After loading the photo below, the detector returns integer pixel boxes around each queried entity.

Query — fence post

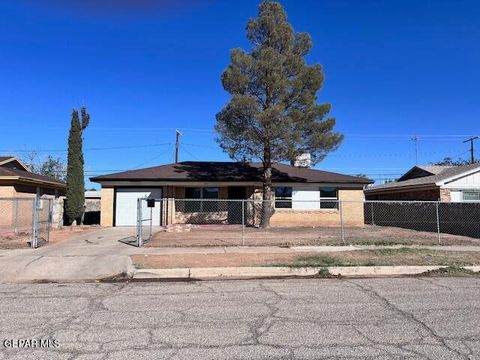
[149,205,153,241]
[14,199,19,235]
[371,201,375,226]
[31,197,38,249]
[339,200,345,245]
[136,198,142,247]
[436,201,441,245]
[46,199,52,243]
[241,199,245,246]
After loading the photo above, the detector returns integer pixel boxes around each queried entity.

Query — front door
[227,187,246,224]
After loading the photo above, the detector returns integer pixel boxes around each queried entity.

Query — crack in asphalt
[347,279,470,360]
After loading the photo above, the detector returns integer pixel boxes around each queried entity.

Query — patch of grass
[420,266,477,277]
[278,254,392,268]
[289,254,354,267]
[353,239,418,246]
[315,267,342,278]
[366,247,422,256]
[324,239,417,246]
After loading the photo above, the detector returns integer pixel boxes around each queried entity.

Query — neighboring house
[0,156,66,198]
[90,161,372,227]
[365,163,480,202]
[0,156,66,229]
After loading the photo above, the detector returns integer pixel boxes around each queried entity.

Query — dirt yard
[0,226,100,249]
[132,248,480,269]
[0,227,32,249]
[147,224,480,248]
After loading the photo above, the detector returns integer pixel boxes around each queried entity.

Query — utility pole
[411,136,419,165]
[175,129,182,163]
[463,136,479,164]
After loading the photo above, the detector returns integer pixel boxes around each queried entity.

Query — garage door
[115,188,162,226]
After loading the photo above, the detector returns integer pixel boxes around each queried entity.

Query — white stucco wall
[442,169,480,202]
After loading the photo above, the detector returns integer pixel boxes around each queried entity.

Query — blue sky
[1,0,479,188]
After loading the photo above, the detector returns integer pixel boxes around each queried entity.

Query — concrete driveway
[0,227,143,283]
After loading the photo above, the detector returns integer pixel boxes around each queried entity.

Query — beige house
[91,161,371,228]
[0,156,66,228]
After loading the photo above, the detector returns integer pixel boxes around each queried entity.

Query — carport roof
[90,161,372,184]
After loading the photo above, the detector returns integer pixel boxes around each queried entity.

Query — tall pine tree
[215,1,343,227]
[66,107,90,225]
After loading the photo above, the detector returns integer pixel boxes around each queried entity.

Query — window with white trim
[274,187,292,208]
[462,191,480,201]
[320,187,338,209]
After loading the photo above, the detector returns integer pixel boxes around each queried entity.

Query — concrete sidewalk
[0,226,479,283]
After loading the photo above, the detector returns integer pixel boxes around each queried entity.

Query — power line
[180,144,201,160]
[132,146,175,169]
[1,142,172,153]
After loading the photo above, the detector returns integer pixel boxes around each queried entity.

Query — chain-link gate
[0,196,53,249]
[32,197,53,248]
[136,198,154,247]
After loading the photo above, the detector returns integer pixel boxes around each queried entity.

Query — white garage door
[115,188,162,226]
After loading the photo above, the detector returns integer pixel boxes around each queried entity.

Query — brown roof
[416,165,452,175]
[0,156,15,163]
[0,167,65,188]
[366,163,480,193]
[91,161,372,184]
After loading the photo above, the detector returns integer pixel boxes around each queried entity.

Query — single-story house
[0,155,66,228]
[0,156,66,198]
[365,163,480,201]
[90,161,372,227]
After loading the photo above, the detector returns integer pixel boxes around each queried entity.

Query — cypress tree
[66,107,90,225]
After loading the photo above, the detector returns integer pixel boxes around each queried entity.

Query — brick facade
[439,188,451,202]
[100,187,114,227]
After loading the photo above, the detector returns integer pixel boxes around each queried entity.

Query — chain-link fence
[0,197,53,249]
[136,198,155,247]
[136,198,480,247]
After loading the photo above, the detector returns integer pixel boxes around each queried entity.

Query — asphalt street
[0,278,479,359]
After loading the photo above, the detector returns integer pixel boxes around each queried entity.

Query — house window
[462,191,480,201]
[201,187,219,211]
[275,187,292,208]
[184,187,219,212]
[320,187,338,209]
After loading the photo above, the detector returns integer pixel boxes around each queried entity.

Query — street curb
[133,265,480,280]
